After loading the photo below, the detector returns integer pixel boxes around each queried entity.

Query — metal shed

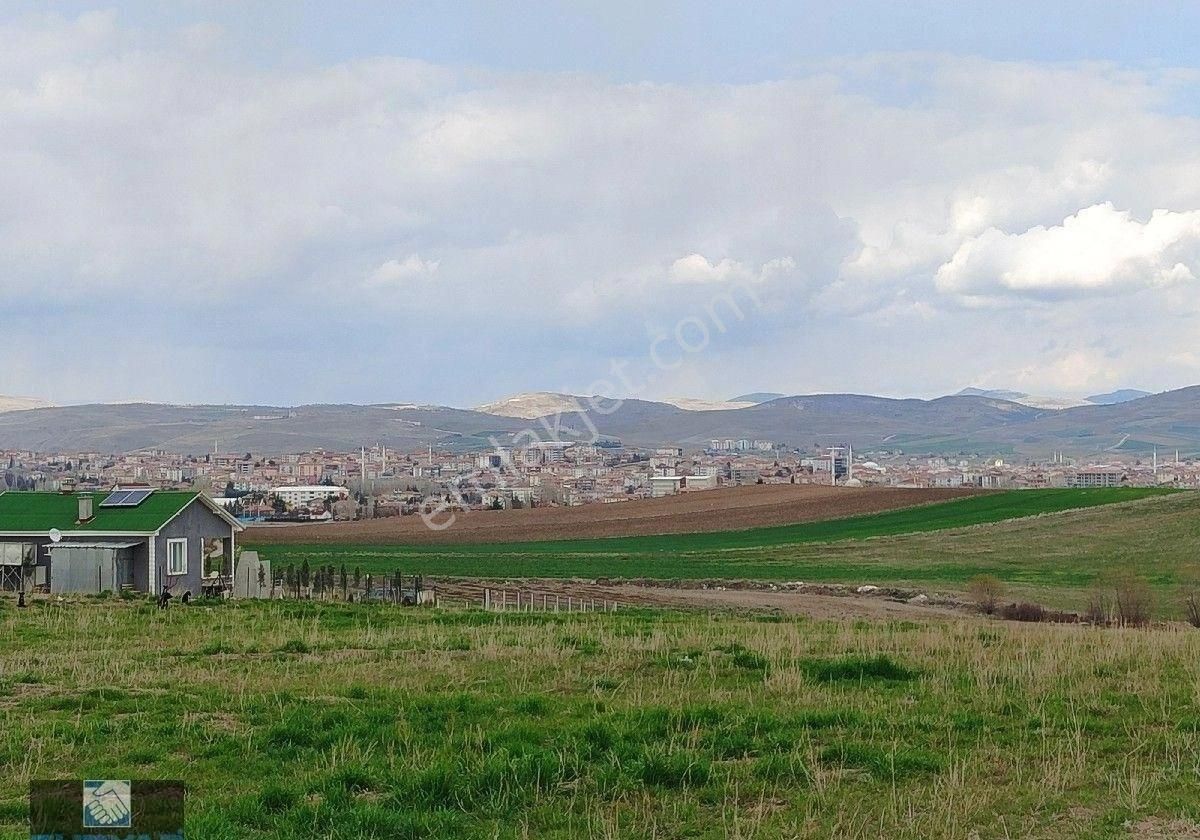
[47,541,141,594]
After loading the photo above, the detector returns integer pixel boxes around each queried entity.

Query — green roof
[0,491,201,534]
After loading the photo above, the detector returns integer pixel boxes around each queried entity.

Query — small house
[0,489,243,596]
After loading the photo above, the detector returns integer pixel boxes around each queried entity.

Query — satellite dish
[49,529,62,543]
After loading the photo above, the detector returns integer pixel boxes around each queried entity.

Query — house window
[166,539,188,576]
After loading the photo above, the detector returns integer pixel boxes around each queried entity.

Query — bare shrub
[1182,581,1200,629]
[1042,608,1079,624]
[1084,589,1112,626]
[1000,602,1045,622]
[966,574,1005,615]
[1111,572,1154,627]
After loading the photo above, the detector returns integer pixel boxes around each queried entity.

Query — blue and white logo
[82,779,132,828]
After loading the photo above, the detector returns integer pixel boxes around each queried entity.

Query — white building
[650,475,684,497]
[271,485,351,507]
[681,474,718,491]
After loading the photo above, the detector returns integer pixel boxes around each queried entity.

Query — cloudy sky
[4,2,1200,407]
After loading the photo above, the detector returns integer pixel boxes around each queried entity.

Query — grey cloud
[4,15,1200,403]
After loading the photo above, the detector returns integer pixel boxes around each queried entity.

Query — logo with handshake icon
[82,779,132,828]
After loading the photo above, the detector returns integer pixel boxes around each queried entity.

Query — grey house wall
[154,502,235,596]
[129,541,151,592]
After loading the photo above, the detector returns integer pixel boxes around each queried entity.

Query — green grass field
[3,599,1198,839]
[247,489,1197,610]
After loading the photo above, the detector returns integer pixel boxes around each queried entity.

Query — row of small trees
[280,560,361,599]
[277,561,422,603]
[966,572,1197,628]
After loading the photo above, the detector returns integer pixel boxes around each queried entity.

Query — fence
[267,568,434,605]
[481,588,619,613]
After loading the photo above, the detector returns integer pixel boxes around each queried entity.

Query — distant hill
[0,402,529,454]
[1086,389,1152,405]
[4,386,1200,456]
[0,395,52,414]
[475,392,588,419]
[542,393,1046,451]
[490,387,1200,455]
[952,387,1086,410]
[729,392,786,404]
[663,397,756,411]
[481,392,759,416]
[955,387,1027,401]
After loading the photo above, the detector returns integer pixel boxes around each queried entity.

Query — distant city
[1,384,1195,523]
[1,437,1189,525]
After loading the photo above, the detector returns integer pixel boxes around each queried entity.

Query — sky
[3,3,1200,407]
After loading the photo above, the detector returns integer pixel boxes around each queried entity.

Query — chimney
[60,478,77,494]
[77,494,94,524]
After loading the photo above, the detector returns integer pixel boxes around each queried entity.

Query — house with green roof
[0,489,242,596]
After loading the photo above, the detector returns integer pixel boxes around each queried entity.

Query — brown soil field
[247,484,986,545]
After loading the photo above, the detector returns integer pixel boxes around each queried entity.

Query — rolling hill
[1085,388,1153,405]
[3,386,1200,455]
[0,403,529,454]
[0,395,52,414]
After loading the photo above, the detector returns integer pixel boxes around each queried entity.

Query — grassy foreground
[3,599,1200,838]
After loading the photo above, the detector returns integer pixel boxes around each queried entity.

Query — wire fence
[481,588,619,613]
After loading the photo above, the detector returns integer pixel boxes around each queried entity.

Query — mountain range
[0,395,52,413]
[952,387,1151,410]
[0,385,1193,457]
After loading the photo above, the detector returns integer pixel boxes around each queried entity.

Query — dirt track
[248,484,986,545]
[431,578,968,621]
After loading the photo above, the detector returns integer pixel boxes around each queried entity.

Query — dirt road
[431,577,969,621]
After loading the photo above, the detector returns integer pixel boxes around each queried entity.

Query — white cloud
[668,254,748,285]
[993,350,1121,395]
[4,13,1200,402]
[935,203,1200,302]
[365,255,440,289]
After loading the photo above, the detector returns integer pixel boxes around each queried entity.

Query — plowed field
[248,484,986,545]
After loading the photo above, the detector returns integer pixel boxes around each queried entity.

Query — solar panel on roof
[99,489,155,507]
[124,489,153,506]
[100,490,132,507]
